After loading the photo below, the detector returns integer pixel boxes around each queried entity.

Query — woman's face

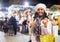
[37,8,45,16]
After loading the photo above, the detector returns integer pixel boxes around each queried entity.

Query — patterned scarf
[32,17,43,42]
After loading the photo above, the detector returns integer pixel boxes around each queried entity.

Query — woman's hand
[30,21,35,28]
[42,19,48,27]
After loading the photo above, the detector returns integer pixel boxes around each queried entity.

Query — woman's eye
[41,9,43,10]
[40,9,43,10]
[38,9,40,11]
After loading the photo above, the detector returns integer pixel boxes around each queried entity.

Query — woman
[31,3,52,42]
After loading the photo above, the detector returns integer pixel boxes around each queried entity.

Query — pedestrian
[2,17,8,34]
[21,20,27,33]
[8,11,18,35]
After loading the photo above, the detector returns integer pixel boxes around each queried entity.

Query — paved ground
[0,31,30,42]
[0,31,60,42]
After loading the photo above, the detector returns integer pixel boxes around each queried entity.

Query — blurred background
[0,0,60,42]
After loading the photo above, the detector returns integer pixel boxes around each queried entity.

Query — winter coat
[31,17,42,42]
[8,16,17,30]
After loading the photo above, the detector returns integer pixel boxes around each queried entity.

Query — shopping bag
[40,35,55,42]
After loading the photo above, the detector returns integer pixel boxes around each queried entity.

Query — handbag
[40,34,55,42]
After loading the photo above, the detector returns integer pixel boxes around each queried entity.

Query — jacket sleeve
[47,20,53,34]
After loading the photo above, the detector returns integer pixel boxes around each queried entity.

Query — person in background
[8,11,18,35]
[52,16,58,26]
[21,20,27,33]
[4,17,8,22]
[2,17,8,34]
[24,9,32,34]
[52,16,58,36]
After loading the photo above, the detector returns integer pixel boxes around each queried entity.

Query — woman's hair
[34,12,48,20]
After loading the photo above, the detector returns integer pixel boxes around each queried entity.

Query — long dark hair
[34,12,48,20]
